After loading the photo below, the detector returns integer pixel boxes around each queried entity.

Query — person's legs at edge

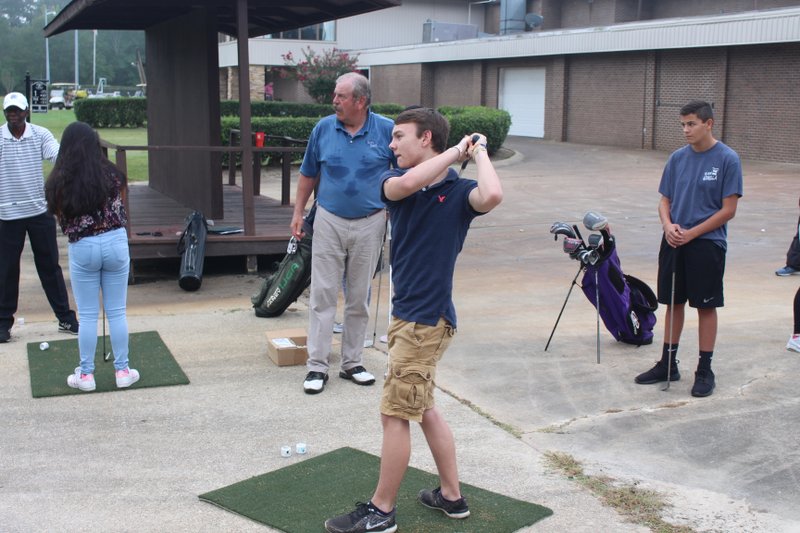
[28,213,75,323]
[100,229,130,371]
[370,415,411,513]
[0,218,27,333]
[306,207,346,374]
[341,211,384,371]
[697,307,717,356]
[68,237,101,375]
[789,287,800,352]
[419,407,462,500]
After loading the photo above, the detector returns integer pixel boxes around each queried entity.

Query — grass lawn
[29,108,149,182]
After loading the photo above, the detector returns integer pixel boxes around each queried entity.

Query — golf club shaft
[663,257,677,391]
[595,269,601,364]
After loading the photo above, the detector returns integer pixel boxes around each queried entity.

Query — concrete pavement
[1,137,798,532]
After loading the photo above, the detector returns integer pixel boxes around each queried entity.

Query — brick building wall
[650,0,798,18]
[565,52,649,148]
[546,56,568,140]
[724,43,800,163]
[560,0,618,28]
[370,64,424,106]
[652,48,728,154]
[430,62,484,108]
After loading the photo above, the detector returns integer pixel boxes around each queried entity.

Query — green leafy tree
[281,47,360,104]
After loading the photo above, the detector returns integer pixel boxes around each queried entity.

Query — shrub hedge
[74,98,512,158]
[219,100,405,118]
[439,106,511,155]
[220,103,511,159]
[74,97,147,127]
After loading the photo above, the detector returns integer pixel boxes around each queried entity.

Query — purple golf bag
[580,236,657,346]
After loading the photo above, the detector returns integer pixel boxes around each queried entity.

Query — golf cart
[49,83,78,109]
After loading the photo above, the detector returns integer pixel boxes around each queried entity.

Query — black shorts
[657,237,726,308]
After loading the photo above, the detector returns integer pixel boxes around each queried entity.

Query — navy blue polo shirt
[300,110,395,218]
[381,167,482,327]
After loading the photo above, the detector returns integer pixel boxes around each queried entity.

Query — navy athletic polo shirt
[381,167,483,328]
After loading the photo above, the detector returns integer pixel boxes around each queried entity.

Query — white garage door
[499,67,546,137]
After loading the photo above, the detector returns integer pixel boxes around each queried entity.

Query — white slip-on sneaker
[116,368,140,388]
[67,367,96,392]
[787,335,800,353]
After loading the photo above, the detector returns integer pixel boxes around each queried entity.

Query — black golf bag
[177,211,208,292]
[580,237,658,346]
[251,205,315,317]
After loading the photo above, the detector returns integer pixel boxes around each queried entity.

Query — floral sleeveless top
[60,170,127,243]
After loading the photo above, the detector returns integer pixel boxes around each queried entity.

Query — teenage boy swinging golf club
[634,100,742,397]
[324,108,502,533]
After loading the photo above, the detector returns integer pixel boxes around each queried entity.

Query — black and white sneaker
[418,487,470,519]
[339,365,375,386]
[324,501,397,533]
[58,319,79,335]
[303,371,329,394]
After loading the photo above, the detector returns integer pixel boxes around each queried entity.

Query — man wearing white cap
[0,92,78,343]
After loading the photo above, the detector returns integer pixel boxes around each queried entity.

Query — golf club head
[562,237,583,256]
[550,222,577,240]
[587,233,603,250]
[577,248,599,265]
[583,211,608,231]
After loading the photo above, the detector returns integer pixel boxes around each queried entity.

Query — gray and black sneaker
[324,501,397,533]
[418,487,470,519]
[58,318,79,335]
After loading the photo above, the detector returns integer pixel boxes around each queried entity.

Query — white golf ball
[39,342,49,351]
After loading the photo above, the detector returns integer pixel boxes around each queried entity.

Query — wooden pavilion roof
[44,0,401,37]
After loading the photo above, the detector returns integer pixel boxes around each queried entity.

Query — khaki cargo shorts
[380,317,455,422]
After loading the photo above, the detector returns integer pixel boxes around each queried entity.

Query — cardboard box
[266,328,341,367]
[266,328,309,366]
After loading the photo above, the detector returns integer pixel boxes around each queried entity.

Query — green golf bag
[251,205,315,317]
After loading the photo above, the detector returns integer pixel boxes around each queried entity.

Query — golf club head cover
[583,211,608,231]
[550,222,577,239]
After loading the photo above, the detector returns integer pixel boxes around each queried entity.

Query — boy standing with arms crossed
[325,108,502,532]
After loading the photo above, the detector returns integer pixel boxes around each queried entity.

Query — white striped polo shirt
[0,122,60,220]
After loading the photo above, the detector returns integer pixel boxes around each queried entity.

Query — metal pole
[74,30,79,88]
[92,30,97,87]
[44,9,51,82]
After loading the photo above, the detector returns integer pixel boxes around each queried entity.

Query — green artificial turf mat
[27,330,189,397]
[199,447,552,532]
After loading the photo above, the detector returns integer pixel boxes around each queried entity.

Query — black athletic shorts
[657,237,726,308]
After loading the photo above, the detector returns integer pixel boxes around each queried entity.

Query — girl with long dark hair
[45,121,139,392]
